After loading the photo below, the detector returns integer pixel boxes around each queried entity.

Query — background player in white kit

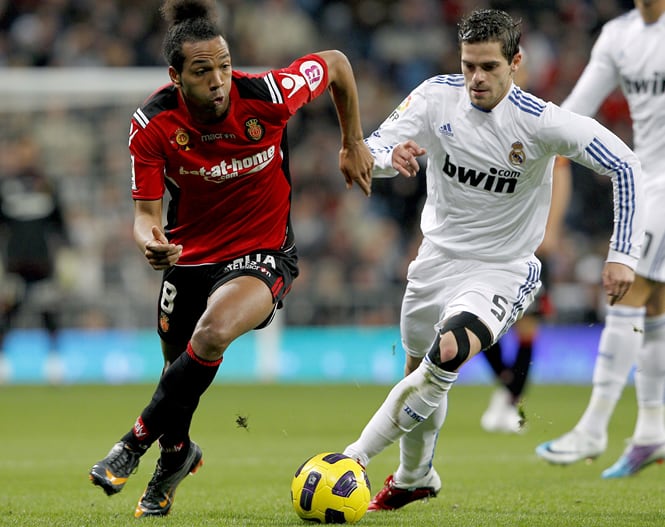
[536,0,665,478]
[342,8,645,511]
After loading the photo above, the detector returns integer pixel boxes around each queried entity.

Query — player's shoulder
[233,55,327,104]
[505,85,549,119]
[602,8,641,35]
[414,74,465,106]
[232,69,279,102]
[422,74,465,91]
[134,83,179,126]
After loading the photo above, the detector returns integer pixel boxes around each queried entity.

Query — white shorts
[400,239,541,358]
[636,183,665,283]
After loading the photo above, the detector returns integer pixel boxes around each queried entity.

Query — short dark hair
[160,0,222,72]
[457,9,521,63]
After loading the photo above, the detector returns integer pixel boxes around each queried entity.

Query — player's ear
[168,66,181,87]
[510,51,523,73]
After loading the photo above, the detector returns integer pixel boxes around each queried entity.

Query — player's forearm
[133,200,163,253]
[321,50,365,147]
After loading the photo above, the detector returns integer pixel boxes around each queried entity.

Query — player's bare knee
[436,332,459,364]
[426,312,492,371]
[191,324,230,361]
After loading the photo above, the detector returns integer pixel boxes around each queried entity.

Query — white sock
[576,305,644,439]
[344,358,457,468]
[634,314,665,444]
[394,401,447,486]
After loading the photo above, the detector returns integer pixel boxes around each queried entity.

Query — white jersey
[562,8,665,193]
[368,76,644,269]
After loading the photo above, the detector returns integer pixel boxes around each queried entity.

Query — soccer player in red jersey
[89,0,373,517]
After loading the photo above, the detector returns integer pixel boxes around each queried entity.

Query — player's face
[460,41,521,111]
[170,36,233,124]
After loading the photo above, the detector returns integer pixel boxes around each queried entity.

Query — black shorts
[156,246,299,345]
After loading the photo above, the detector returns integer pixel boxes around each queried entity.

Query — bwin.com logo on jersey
[439,122,454,137]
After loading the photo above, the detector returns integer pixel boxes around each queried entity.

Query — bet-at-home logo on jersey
[442,153,519,194]
[179,145,276,183]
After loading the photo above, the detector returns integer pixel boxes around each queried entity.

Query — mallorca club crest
[159,313,170,333]
[245,118,264,141]
[170,127,192,151]
[508,141,526,166]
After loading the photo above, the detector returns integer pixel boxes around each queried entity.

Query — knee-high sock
[482,339,532,401]
[506,339,533,400]
[634,314,665,444]
[482,342,506,378]
[343,357,457,469]
[122,343,221,450]
[395,399,447,485]
[576,305,644,439]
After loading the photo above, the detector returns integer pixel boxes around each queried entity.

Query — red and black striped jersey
[129,53,329,265]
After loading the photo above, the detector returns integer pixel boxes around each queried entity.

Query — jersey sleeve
[269,54,329,116]
[129,118,166,201]
[365,79,432,177]
[561,22,620,116]
[543,106,644,269]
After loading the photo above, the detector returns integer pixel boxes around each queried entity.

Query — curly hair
[160,0,222,72]
[457,9,521,63]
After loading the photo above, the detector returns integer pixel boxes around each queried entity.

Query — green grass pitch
[1,383,664,526]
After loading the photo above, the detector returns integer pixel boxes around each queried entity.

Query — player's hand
[602,262,634,305]
[392,140,426,178]
[144,225,182,270]
[339,139,374,197]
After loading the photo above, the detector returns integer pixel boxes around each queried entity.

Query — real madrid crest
[171,127,192,151]
[245,118,264,141]
[508,141,525,166]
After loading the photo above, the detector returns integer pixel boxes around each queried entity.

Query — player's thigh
[399,244,455,357]
[198,275,275,343]
[401,246,540,357]
[157,266,209,346]
[206,246,299,332]
[441,260,541,344]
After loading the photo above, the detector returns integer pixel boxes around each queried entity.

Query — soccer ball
[291,452,371,524]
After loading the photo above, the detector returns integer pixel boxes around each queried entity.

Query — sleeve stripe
[429,74,465,87]
[508,88,546,116]
[264,73,283,104]
[133,108,149,128]
[585,137,635,254]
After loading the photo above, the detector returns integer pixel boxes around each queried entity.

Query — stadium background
[0,0,636,384]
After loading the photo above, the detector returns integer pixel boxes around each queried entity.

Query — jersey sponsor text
[621,72,665,96]
[442,154,519,193]
[224,253,276,277]
[179,145,276,183]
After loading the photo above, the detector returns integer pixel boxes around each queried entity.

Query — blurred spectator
[368,0,450,92]
[232,0,318,65]
[0,136,70,382]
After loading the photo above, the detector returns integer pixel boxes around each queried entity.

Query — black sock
[158,438,191,470]
[123,343,221,450]
[505,340,533,401]
[482,341,506,377]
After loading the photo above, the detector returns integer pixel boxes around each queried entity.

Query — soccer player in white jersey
[342,8,645,511]
[536,0,665,478]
